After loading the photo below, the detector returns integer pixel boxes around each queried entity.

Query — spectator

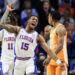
[37,1,55,33]
[66,23,75,75]
[21,8,32,28]
[21,0,38,28]
[59,8,75,24]
[4,0,20,11]
[49,0,58,10]
[44,25,52,47]
[0,0,4,20]
[58,0,64,7]
[58,1,74,18]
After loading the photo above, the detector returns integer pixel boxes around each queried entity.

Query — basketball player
[44,11,68,75]
[0,3,17,75]
[0,3,65,75]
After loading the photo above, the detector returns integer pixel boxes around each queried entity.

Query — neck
[25,26,34,33]
[52,21,60,27]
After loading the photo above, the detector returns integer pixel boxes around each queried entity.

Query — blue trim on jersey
[12,39,16,75]
[33,45,39,74]
[12,57,16,75]
[14,39,16,56]
[0,62,3,75]
[16,57,31,60]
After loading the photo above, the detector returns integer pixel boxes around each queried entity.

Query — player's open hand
[7,2,15,11]
[59,63,65,71]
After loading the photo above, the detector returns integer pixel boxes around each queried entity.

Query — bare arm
[1,9,9,24]
[0,3,20,33]
[1,3,15,24]
[0,23,20,33]
[38,34,58,61]
[55,25,66,54]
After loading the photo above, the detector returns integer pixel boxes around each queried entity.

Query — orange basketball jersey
[49,24,68,66]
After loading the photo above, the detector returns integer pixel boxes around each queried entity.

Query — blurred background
[0,0,75,75]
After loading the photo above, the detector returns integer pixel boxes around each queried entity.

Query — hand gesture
[7,2,15,11]
[43,57,51,66]
[59,63,65,71]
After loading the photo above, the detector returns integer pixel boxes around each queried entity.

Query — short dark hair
[50,11,61,21]
[25,15,39,26]
[8,12,18,25]
[27,15,38,21]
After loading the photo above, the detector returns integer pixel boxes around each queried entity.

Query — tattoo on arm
[55,25,66,54]
[0,23,20,33]
[38,34,58,61]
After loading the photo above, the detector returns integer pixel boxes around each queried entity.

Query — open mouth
[32,23,35,26]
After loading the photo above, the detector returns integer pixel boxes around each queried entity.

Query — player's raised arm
[38,34,59,61]
[0,23,20,34]
[0,3,20,34]
[1,3,15,24]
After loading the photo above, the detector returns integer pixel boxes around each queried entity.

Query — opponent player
[0,3,17,75]
[44,11,68,75]
[0,4,65,75]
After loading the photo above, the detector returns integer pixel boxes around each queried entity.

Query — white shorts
[13,57,37,75]
[1,58,14,75]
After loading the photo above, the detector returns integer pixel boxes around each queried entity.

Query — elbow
[0,22,3,25]
[59,44,63,50]
[0,22,3,27]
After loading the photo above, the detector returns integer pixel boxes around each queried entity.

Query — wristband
[56,59,62,65]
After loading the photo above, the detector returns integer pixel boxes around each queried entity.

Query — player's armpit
[0,23,20,34]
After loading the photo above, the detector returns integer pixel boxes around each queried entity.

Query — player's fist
[59,63,65,71]
[7,2,15,11]
[43,57,51,66]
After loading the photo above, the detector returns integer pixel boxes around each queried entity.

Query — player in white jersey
[0,3,65,75]
[0,29,15,75]
[0,3,18,75]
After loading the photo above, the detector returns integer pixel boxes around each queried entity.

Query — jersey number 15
[21,42,29,50]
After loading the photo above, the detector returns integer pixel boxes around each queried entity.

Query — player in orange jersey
[44,11,68,75]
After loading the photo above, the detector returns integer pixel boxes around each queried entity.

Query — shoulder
[56,25,66,36]
[34,31,38,34]
[0,29,4,33]
[18,27,24,32]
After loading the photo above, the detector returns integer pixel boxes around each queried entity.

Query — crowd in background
[0,0,75,75]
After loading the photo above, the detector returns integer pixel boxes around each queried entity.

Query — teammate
[44,11,68,75]
[0,3,17,75]
[0,3,65,75]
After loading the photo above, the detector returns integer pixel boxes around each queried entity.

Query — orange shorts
[47,65,67,75]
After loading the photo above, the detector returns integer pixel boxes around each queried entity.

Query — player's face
[48,14,52,25]
[27,16,38,30]
[44,27,50,39]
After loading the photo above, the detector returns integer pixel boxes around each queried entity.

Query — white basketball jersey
[15,28,38,58]
[0,29,15,60]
